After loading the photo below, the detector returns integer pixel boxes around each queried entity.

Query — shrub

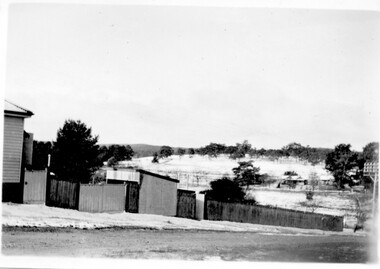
[284,171,298,176]
[305,171,320,200]
[91,170,106,184]
[206,177,245,203]
[107,157,118,167]
[299,200,319,213]
[305,190,314,200]
[152,152,159,163]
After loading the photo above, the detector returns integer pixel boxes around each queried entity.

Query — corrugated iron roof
[4,100,33,117]
[137,169,180,183]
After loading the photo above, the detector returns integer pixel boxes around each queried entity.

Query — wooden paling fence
[79,184,125,213]
[46,179,79,210]
[176,189,196,219]
[23,170,47,204]
[125,181,139,213]
[205,199,344,232]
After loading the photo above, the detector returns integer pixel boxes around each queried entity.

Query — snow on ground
[1,203,363,236]
[249,188,373,228]
[119,155,331,179]
[118,155,367,228]
[251,189,355,214]
[117,155,333,191]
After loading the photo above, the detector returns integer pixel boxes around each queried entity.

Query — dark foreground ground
[1,226,376,263]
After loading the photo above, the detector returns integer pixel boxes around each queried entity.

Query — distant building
[2,100,34,202]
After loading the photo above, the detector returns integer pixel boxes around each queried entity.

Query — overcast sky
[3,1,380,150]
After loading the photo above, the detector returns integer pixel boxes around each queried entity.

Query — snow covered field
[119,155,331,179]
[249,188,371,228]
[1,203,364,236]
[118,155,333,191]
[251,189,355,213]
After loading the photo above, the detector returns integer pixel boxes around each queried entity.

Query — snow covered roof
[106,169,179,183]
[4,100,33,118]
[319,175,334,181]
[281,175,304,181]
[138,169,180,183]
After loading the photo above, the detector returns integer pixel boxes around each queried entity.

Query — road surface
[2,227,374,263]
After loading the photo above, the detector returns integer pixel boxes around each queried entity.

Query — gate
[47,179,80,209]
[125,181,139,213]
[176,189,196,219]
[23,170,47,204]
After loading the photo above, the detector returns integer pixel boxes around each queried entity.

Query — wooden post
[364,162,378,218]
[45,154,51,206]
[372,173,378,218]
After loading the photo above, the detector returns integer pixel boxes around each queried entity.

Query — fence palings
[23,170,47,204]
[47,179,79,209]
[205,199,343,231]
[176,189,196,219]
[125,182,139,213]
[79,184,125,213]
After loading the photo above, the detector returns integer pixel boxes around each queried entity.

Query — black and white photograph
[0,0,379,267]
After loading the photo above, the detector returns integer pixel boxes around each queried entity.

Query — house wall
[138,174,177,216]
[3,115,25,183]
[2,116,25,203]
[23,132,34,167]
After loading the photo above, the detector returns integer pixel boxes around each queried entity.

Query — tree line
[31,120,136,183]
[31,119,378,188]
[325,142,378,188]
[158,141,333,165]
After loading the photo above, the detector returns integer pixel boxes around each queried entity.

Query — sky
[3,1,380,151]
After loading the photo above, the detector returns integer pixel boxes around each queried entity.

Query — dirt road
[2,227,374,262]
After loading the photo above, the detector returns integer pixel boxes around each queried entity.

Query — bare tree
[306,171,319,200]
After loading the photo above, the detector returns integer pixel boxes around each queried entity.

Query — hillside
[119,155,330,177]
[129,144,163,158]
[117,155,333,191]
[100,144,188,158]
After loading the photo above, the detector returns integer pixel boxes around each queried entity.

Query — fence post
[203,194,208,220]
[75,182,80,210]
[45,168,50,206]
[125,183,129,212]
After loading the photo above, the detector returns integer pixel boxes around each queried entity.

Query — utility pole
[363,162,378,218]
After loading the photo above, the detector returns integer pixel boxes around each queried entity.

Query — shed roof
[281,175,304,181]
[4,100,33,118]
[137,169,180,183]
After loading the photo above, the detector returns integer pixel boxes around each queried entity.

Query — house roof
[4,100,34,118]
[281,175,304,181]
[137,169,180,183]
[319,175,334,181]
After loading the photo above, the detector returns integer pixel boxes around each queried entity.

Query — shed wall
[139,174,177,216]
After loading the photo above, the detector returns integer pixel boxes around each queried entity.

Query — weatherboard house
[2,100,34,203]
